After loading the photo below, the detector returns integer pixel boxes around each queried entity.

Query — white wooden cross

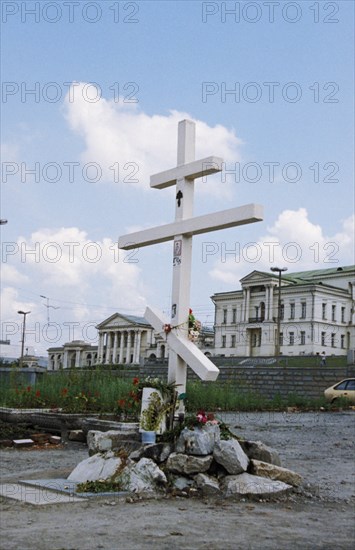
[119,120,263,396]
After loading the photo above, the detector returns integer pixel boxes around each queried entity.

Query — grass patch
[0,370,351,413]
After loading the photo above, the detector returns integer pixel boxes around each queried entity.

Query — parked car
[324,378,355,404]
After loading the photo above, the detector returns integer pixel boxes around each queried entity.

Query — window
[289,332,295,346]
[331,305,336,322]
[280,304,284,320]
[222,335,226,347]
[222,309,227,324]
[331,333,336,348]
[301,302,306,319]
[231,335,236,347]
[300,331,306,345]
[341,307,345,323]
[321,331,326,346]
[322,303,327,320]
[290,303,295,320]
[341,335,345,349]
[279,332,283,346]
[232,308,236,324]
[346,380,355,390]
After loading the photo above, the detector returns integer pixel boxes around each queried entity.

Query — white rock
[68,453,122,483]
[223,473,291,497]
[250,459,303,487]
[119,457,167,493]
[213,439,249,474]
[240,440,281,466]
[195,473,222,496]
[166,452,213,475]
[176,425,220,456]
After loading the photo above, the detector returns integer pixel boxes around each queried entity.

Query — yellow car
[324,378,355,404]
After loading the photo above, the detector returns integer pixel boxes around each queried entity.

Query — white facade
[96,313,163,365]
[47,312,214,369]
[211,266,355,358]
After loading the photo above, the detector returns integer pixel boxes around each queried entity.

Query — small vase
[141,430,156,444]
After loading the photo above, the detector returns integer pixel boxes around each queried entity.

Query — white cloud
[1,226,148,353]
[209,209,355,288]
[64,83,242,196]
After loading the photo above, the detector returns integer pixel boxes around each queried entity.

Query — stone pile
[68,424,303,498]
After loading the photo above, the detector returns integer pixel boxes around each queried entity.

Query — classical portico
[96,313,154,365]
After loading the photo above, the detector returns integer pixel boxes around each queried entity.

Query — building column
[63,350,68,369]
[75,349,81,368]
[243,288,250,321]
[132,331,137,363]
[105,332,112,364]
[126,331,132,364]
[266,285,273,321]
[119,331,124,363]
[134,330,142,363]
[112,332,118,363]
[98,332,105,363]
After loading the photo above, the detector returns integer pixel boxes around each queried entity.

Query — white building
[48,312,213,369]
[211,266,355,358]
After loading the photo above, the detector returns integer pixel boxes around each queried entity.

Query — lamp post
[18,310,30,368]
[270,267,288,357]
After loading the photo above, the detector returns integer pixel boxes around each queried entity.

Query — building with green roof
[211,265,355,358]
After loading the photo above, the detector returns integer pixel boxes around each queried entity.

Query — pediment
[240,270,272,285]
[96,312,150,330]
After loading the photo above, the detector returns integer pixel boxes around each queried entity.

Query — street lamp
[270,267,288,357]
[18,311,31,368]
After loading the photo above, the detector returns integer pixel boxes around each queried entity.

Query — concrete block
[13,439,34,448]
[49,436,61,445]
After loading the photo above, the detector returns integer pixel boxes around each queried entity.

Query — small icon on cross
[176,190,183,207]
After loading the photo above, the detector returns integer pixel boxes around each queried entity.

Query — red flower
[26,386,31,392]
[35,390,41,398]
[118,399,126,408]
[61,388,68,396]
[133,377,139,386]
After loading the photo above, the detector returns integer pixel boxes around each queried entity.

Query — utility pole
[18,310,30,368]
[40,295,59,323]
[270,267,288,357]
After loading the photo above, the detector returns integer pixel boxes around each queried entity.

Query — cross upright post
[169,120,196,391]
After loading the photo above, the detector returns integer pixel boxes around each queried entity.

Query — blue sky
[1,0,354,356]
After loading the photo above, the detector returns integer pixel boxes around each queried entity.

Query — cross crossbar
[150,156,223,189]
[119,203,263,250]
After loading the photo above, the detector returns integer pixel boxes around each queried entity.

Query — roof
[96,312,151,329]
[211,265,355,298]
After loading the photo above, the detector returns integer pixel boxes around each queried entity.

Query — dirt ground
[0,411,354,550]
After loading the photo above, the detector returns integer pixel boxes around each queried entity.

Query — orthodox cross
[119,119,263,396]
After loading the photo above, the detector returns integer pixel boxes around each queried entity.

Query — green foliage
[76,479,124,493]
[140,391,172,432]
[0,371,351,413]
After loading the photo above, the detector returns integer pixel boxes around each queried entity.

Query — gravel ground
[0,411,354,550]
